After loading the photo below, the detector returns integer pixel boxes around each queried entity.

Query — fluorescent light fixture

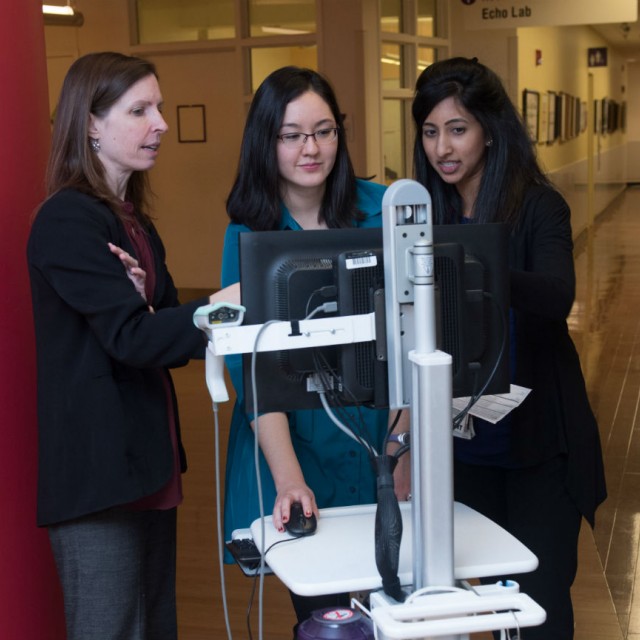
[42,4,74,15]
[42,3,84,26]
[261,26,310,35]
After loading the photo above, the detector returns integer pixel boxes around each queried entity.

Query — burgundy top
[123,204,183,510]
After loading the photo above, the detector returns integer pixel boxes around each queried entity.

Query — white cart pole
[382,180,456,639]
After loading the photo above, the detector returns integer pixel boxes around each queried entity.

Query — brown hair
[45,51,159,224]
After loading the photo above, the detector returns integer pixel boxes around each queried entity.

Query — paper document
[452,384,531,424]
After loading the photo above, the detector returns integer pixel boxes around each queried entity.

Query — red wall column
[0,1,66,637]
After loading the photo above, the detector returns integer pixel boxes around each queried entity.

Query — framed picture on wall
[558,92,567,141]
[565,93,575,140]
[580,101,587,133]
[547,91,557,144]
[565,94,574,140]
[177,104,207,143]
[573,96,580,138]
[539,91,549,144]
[609,100,619,133]
[522,89,540,142]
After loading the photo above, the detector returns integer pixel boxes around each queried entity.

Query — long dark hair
[226,66,360,230]
[45,51,159,224]
[412,57,550,225]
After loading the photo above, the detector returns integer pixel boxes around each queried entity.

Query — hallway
[570,185,640,640]
[172,186,640,638]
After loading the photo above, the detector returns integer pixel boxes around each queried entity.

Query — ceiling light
[261,26,310,35]
[42,3,84,26]
[43,4,73,15]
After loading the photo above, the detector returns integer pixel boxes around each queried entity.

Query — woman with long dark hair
[408,56,606,639]
[221,66,389,630]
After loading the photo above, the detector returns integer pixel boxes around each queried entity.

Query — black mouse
[284,501,317,537]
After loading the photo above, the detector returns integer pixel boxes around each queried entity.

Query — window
[381,42,406,90]
[248,0,315,38]
[381,0,403,34]
[380,0,447,183]
[417,0,437,37]
[418,45,436,74]
[135,0,235,43]
[133,0,319,94]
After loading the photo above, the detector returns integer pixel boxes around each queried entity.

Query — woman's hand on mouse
[273,483,318,533]
[249,411,320,532]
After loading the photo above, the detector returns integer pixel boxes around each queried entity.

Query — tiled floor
[173,187,640,638]
[570,186,640,640]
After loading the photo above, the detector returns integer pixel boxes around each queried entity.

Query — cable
[303,298,382,462]
[245,538,302,640]
[250,319,280,640]
[305,300,338,320]
[212,401,234,640]
[310,347,378,461]
[318,391,378,456]
[384,409,403,444]
[304,286,337,318]
[304,302,379,454]
[452,291,508,429]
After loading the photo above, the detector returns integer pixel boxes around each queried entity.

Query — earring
[486,139,493,147]
[89,138,101,153]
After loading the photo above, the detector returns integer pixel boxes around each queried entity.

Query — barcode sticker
[345,253,378,270]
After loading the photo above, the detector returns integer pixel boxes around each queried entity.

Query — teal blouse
[220,179,388,546]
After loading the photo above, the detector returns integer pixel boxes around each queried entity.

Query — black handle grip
[373,454,405,602]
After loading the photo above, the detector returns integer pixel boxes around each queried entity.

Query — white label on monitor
[345,252,378,270]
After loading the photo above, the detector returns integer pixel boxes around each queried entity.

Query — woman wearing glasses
[220,66,388,629]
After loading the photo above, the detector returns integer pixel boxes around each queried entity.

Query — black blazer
[508,185,606,525]
[27,189,208,526]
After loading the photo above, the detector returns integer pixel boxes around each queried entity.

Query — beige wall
[517,25,626,173]
[145,51,244,288]
[449,1,518,100]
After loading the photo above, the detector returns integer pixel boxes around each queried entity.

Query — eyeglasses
[277,127,339,148]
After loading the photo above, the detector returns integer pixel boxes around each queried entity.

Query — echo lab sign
[482,5,532,20]
[461,0,637,30]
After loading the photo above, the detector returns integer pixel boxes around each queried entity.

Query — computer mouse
[284,501,317,537]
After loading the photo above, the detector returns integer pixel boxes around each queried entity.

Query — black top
[504,185,606,525]
[27,189,208,526]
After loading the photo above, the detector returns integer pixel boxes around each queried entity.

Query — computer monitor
[238,224,509,413]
